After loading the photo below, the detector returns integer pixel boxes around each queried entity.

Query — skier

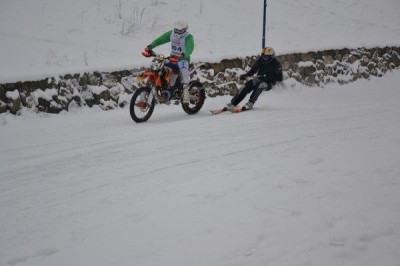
[144,21,194,105]
[225,47,283,111]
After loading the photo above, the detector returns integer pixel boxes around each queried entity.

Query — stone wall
[202,46,400,97]
[1,46,399,115]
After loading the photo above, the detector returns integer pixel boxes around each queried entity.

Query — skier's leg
[231,80,254,106]
[249,82,271,103]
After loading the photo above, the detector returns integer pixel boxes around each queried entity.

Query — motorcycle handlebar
[142,50,180,63]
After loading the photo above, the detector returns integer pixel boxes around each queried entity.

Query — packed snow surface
[1,73,400,266]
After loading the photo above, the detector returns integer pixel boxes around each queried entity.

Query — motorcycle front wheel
[129,87,155,123]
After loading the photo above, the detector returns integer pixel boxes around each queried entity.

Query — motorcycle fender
[189,82,205,93]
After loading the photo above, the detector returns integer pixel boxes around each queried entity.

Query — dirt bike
[129,50,206,123]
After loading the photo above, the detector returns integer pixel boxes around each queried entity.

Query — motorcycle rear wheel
[129,87,155,123]
[182,82,206,115]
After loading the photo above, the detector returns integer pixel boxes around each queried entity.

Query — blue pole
[262,0,267,49]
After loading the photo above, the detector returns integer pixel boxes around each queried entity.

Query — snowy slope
[1,73,400,266]
[1,0,400,83]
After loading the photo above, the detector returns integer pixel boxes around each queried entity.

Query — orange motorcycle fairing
[140,71,158,83]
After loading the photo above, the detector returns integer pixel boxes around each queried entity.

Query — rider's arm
[149,30,173,49]
[183,34,194,61]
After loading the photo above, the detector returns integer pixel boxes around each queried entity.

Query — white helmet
[173,20,188,38]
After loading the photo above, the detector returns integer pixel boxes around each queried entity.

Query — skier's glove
[263,83,273,91]
[239,74,247,80]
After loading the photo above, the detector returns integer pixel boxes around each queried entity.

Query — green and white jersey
[149,30,194,62]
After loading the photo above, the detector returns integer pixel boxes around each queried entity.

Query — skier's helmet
[261,47,275,63]
[173,21,188,38]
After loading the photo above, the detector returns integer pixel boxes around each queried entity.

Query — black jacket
[245,57,283,84]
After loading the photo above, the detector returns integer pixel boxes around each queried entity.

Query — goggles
[261,54,273,62]
[174,28,187,35]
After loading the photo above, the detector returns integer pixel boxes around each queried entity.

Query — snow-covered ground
[1,0,400,265]
[1,0,400,83]
[1,73,400,265]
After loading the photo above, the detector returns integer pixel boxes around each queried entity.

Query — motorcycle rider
[225,47,283,111]
[144,21,194,105]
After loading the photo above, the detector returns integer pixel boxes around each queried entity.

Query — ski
[210,108,227,115]
[231,107,245,113]
[210,106,250,114]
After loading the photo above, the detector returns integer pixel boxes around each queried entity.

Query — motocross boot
[182,84,190,104]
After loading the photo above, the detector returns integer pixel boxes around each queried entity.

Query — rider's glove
[169,56,179,64]
[142,45,153,57]
[169,53,184,64]
[175,53,184,60]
